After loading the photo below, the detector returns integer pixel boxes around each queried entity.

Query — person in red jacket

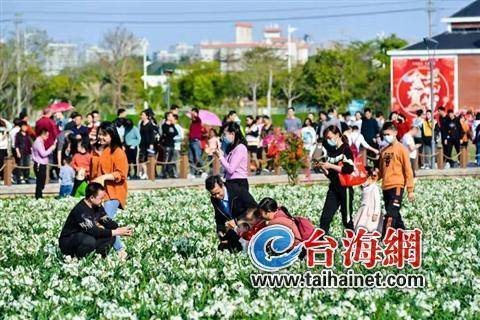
[35,108,59,149]
[35,107,60,180]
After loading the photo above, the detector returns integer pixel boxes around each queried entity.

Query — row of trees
[0,26,407,120]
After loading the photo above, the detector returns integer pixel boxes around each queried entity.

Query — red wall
[458,55,480,112]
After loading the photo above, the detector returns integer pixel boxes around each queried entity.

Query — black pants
[126,146,138,177]
[410,158,416,178]
[33,162,47,199]
[381,187,406,238]
[49,152,59,180]
[161,146,175,179]
[225,178,249,192]
[217,229,242,253]
[59,233,115,258]
[444,141,460,166]
[320,184,354,234]
[0,149,7,180]
[366,141,379,168]
[15,154,31,181]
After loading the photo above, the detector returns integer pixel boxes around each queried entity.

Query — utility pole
[427,0,433,38]
[424,0,438,168]
[14,13,22,116]
[142,38,150,110]
[287,25,297,73]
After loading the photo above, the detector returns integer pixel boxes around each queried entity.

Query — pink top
[31,137,54,165]
[268,209,302,247]
[220,143,248,180]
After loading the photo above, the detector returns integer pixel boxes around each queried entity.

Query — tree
[242,48,275,116]
[0,28,50,118]
[277,64,304,110]
[176,61,224,108]
[101,26,141,109]
[302,45,354,110]
[364,34,408,114]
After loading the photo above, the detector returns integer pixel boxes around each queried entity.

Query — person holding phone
[31,129,57,199]
[213,122,249,191]
[59,183,133,259]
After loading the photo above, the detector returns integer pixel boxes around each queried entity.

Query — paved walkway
[1,167,479,198]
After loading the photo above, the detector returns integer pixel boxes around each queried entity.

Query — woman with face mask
[316,125,355,235]
[213,122,249,191]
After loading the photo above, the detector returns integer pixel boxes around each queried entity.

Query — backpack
[280,207,316,241]
[293,216,316,241]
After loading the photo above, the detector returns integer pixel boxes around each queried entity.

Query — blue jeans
[103,200,123,251]
[189,139,204,175]
[59,184,73,198]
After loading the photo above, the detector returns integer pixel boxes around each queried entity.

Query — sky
[0,0,474,54]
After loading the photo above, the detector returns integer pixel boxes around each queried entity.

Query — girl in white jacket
[353,167,383,234]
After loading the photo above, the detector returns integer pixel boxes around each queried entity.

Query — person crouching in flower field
[205,175,257,252]
[256,197,302,248]
[353,166,383,234]
[378,121,415,239]
[58,183,133,258]
[229,207,266,251]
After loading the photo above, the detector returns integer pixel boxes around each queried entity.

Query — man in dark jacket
[58,183,133,258]
[206,175,257,252]
[444,110,462,167]
[361,108,380,167]
[160,111,179,179]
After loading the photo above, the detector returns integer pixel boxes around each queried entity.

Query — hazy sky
[0,0,473,53]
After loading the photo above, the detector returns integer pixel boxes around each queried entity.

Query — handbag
[338,155,368,187]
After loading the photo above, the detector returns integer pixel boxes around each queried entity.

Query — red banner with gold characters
[391,57,456,121]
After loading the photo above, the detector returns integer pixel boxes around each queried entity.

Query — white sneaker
[187,173,196,179]
[201,172,208,179]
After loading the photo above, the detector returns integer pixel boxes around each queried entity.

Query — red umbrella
[48,102,74,112]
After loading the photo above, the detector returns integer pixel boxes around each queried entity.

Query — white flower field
[0,178,479,319]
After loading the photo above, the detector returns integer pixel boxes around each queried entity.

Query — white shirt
[301,126,317,151]
[353,119,363,130]
[10,127,20,148]
[174,124,184,151]
[348,131,372,150]
[245,124,260,146]
[402,133,417,159]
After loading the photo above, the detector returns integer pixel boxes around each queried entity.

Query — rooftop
[451,0,480,18]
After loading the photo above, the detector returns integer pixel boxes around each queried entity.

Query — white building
[153,50,179,63]
[44,43,78,76]
[199,22,310,72]
[85,46,112,63]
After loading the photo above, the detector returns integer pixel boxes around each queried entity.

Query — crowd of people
[0,103,469,259]
[204,119,416,254]
[0,105,479,193]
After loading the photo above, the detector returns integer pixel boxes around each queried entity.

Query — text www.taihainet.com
[250,270,426,289]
